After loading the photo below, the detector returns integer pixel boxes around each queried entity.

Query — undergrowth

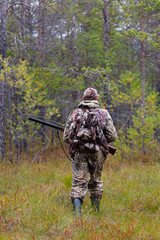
[0,149,160,239]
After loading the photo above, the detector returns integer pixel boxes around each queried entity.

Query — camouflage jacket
[63,100,117,151]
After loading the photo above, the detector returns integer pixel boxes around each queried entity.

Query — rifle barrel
[29,117,64,131]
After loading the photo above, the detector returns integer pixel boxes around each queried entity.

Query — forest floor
[0,149,160,240]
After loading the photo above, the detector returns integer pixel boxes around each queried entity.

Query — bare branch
[7,2,30,13]
[7,32,30,57]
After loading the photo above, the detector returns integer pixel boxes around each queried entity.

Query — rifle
[29,117,116,155]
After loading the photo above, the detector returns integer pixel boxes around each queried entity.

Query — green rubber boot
[91,197,100,212]
[73,198,82,217]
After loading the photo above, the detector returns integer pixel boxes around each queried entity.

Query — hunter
[63,88,117,216]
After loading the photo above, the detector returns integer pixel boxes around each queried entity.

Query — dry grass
[0,148,160,239]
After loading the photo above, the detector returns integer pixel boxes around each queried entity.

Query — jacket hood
[78,100,100,109]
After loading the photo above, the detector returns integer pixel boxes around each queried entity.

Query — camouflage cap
[83,88,99,100]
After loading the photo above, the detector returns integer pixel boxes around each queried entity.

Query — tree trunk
[72,15,79,102]
[39,106,47,162]
[155,56,160,96]
[103,0,110,53]
[141,15,146,114]
[27,0,32,34]
[38,0,45,64]
[102,0,111,106]
[0,0,7,59]
[0,0,7,160]
[0,82,7,160]
[27,0,34,65]
[8,85,13,161]
[72,15,79,70]
[21,0,26,60]
[141,14,146,156]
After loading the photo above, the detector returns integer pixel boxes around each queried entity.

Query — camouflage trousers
[71,150,106,202]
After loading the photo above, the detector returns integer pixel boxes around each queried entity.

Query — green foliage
[127,92,160,150]
[1,0,160,160]
[0,58,66,156]
[111,71,142,105]
[112,71,159,157]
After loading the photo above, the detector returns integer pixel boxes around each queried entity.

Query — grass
[0,150,160,239]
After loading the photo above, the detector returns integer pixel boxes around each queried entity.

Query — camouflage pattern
[63,100,117,144]
[83,87,99,99]
[63,99,117,201]
[71,150,105,202]
[68,107,107,155]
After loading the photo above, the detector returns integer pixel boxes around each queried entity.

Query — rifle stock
[108,145,116,155]
[29,117,116,155]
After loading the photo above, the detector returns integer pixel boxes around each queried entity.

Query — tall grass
[0,150,160,239]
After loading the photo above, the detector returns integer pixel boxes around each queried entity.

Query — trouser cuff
[90,194,102,199]
[71,197,83,204]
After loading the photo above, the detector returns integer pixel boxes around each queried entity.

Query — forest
[0,1,160,239]
[0,0,160,163]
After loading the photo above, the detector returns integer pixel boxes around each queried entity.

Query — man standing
[63,88,117,216]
